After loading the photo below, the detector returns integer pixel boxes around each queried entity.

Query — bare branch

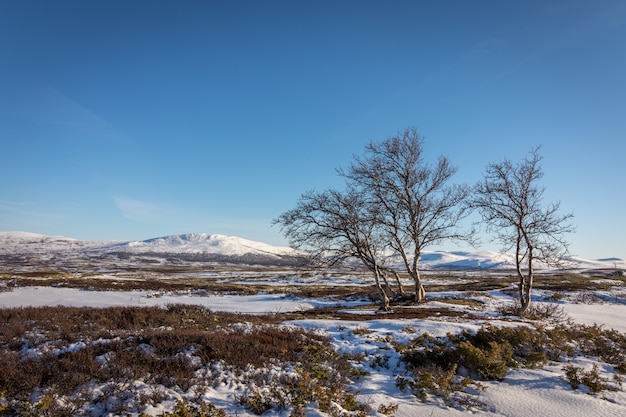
[471,147,575,314]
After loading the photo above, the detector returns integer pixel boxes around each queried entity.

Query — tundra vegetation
[1,269,626,416]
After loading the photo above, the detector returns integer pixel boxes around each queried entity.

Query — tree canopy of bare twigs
[472,147,575,315]
[342,127,473,302]
[273,188,396,310]
[274,127,472,307]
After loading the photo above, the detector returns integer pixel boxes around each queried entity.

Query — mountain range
[0,231,624,273]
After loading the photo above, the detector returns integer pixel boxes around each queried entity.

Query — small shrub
[457,340,512,381]
[563,364,583,389]
[523,303,569,324]
[371,354,391,370]
[418,365,467,401]
[0,392,7,415]
[563,364,608,394]
[402,325,417,334]
[289,405,307,417]
[465,325,565,365]
[558,324,626,365]
[240,390,274,415]
[340,391,372,414]
[548,291,564,302]
[495,302,519,316]
[614,362,626,374]
[237,339,369,415]
[158,400,230,417]
[574,293,601,304]
[396,365,483,409]
[351,327,373,336]
[524,351,549,368]
[377,402,399,416]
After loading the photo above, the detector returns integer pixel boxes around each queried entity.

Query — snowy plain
[1,232,626,416]
[2,281,626,416]
[0,287,626,417]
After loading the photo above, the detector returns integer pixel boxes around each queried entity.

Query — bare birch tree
[472,147,575,315]
[343,127,472,303]
[273,188,397,310]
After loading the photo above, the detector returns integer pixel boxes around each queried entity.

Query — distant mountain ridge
[118,233,297,257]
[0,231,305,269]
[0,231,624,271]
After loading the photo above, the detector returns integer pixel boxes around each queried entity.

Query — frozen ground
[2,285,626,332]
[1,232,625,416]
[2,277,626,417]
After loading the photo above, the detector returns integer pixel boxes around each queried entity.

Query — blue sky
[1,1,625,259]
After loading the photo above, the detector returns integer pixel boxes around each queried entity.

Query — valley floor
[1,268,626,416]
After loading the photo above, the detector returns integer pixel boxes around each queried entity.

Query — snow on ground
[3,232,626,415]
[562,302,626,333]
[0,286,353,314]
[2,282,626,416]
[3,286,626,333]
[287,312,626,417]
[480,364,626,417]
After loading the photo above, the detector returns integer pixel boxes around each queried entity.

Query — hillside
[0,231,624,273]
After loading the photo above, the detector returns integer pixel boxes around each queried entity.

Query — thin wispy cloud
[114,197,164,224]
[0,200,68,232]
[10,84,127,143]
[0,200,32,213]
[0,200,61,219]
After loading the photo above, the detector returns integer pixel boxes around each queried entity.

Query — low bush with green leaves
[396,322,626,404]
[396,363,483,409]
[562,363,623,394]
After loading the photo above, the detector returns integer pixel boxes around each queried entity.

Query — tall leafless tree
[343,127,473,303]
[472,147,575,315]
[273,187,398,310]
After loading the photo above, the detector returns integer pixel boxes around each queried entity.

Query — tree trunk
[413,268,426,303]
[415,282,426,303]
[514,234,528,315]
[392,271,407,298]
[380,271,396,298]
[373,265,391,311]
[517,278,531,315]
[516,246,534,316]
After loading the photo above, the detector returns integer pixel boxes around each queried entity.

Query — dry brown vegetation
[3,269,624,297]
[1,266,625,416]
[0,304,372,416]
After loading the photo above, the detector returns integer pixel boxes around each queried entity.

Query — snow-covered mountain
[0,231,624,272]
[419,250,516,270]
[0,231,305,268]
[117,233,297,257]
[0,231,112,254]
[0,232,295,257]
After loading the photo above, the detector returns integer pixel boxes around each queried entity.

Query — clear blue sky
[1,1,624,259]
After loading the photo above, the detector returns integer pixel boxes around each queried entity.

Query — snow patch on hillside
[120,233,297,257]
[420,250,515,269]
[1,231,624,271]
